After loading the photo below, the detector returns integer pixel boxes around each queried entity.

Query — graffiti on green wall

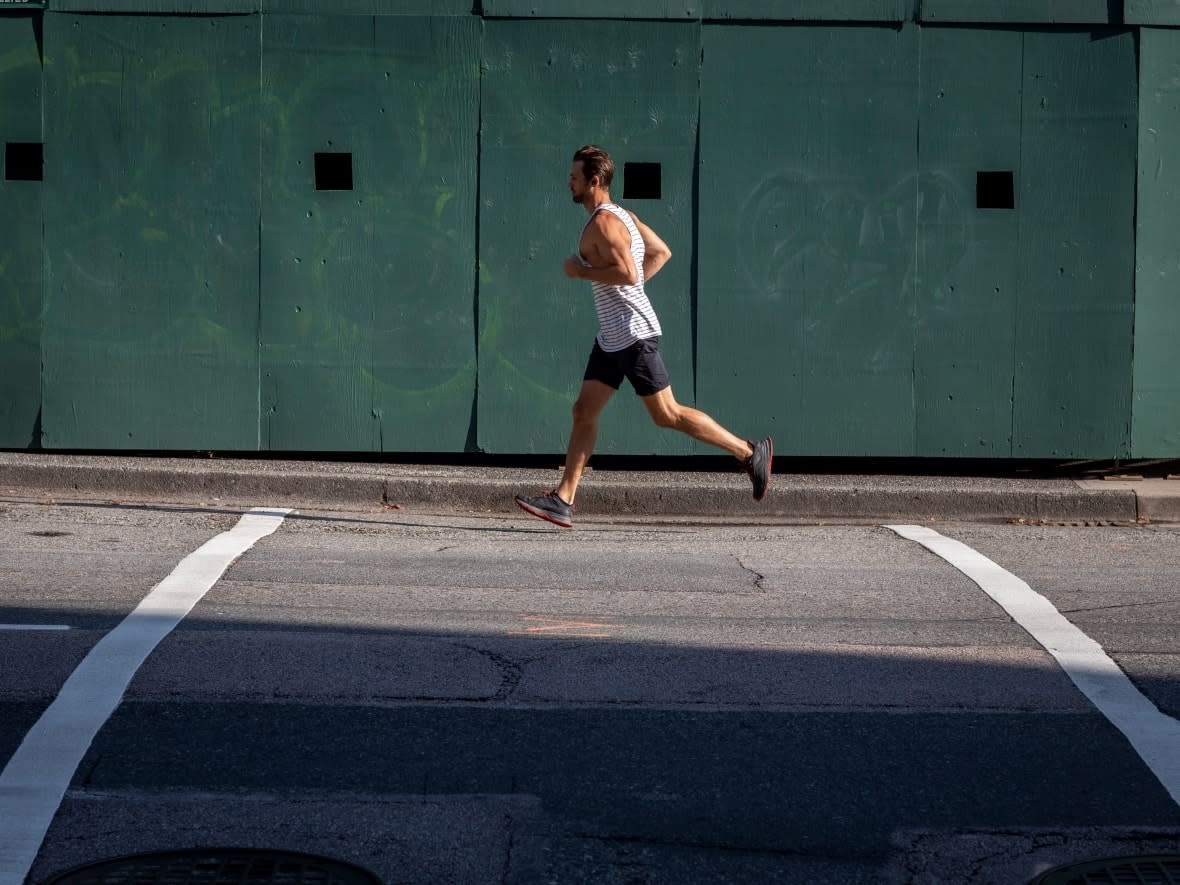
[740,168,971,306]
[257,14,479,451]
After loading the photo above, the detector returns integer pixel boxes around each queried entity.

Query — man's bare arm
[563,214,639,285]
[629,213,672,281]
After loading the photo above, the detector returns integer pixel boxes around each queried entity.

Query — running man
[514,145,772,528]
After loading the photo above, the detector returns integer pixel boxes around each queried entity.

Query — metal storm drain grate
[1030,854,1180,884]
[43,850,381,885]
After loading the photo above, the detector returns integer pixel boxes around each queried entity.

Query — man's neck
[583,192,612,214]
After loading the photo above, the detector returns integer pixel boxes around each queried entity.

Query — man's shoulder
[587,205,630,236]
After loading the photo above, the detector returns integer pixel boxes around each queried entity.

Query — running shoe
[742,437,773,501]
[514,490,573,528]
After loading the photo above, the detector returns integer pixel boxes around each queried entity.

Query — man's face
[569,161,591,204]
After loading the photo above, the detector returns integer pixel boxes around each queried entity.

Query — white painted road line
[0,507,290,885]
[888,524,1180,808]
[0,625,70,631]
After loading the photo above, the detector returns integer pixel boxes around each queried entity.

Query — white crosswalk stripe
[0,508,290,885]
[889,523,1180,808]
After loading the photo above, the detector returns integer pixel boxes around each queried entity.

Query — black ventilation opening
[315,152,353,191]
[623,162,661,200]
[5,142,43,182]
[977,170,1014,209]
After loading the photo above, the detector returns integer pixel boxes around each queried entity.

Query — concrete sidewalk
[0,451,1177,523]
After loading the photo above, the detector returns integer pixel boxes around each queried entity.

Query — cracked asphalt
[2,497,1179,884]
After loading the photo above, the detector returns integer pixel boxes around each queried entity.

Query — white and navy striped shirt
[579,203,662,352]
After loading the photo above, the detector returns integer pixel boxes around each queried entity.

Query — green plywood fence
[480,1,698,18]
[699,24,922,456]
[262,1,473,13]
[48,1,478,13]
[478,18,699,455]
[918,28,1137,458]
[260,14,478,452]
[914,27,1022,456]
[1134,28,1180,455]
[698,23,1138,459]
[478,0,1128,22]
[1127,0,1180,25]
[1013,30,1137,457]
[32,1,1168,24]
[0,13,42,448]
[920,1,1122,23]
[52,0,473,11]
[703,0,911,20]
[42,13,262,449]
[5,12,1176,457]
[52,1,260,11]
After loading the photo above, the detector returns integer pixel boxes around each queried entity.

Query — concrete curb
[1076,478,1180,523]
[0,452,1166,523]
[392,478,1140,523]
[0,459,387,507]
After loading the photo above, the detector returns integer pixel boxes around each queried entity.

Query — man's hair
[573,145,614,188]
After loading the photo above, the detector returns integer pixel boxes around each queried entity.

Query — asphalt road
[1,496,1178,884]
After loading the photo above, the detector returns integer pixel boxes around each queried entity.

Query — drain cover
[1030,854,1180,884]
[43,849,381,885]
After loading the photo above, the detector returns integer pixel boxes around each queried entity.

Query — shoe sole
[515,497,573,528]
[755,437,774,502]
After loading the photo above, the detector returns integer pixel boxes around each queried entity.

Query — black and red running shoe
[514,490,574,528]
[742,437,773,502]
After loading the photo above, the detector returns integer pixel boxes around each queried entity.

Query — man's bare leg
[642,386,773,500]
[555,379,615,504]
[641,387,753,459]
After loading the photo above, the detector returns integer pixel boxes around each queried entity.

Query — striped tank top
[580,203,662,352]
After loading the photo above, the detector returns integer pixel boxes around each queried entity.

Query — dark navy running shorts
[583,336,671,397]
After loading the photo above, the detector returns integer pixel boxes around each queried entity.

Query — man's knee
[572,397,599,425]
[649,404,680,429]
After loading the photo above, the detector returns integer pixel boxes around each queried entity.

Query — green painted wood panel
[914,28,1021,456]
[478,19,699,455]
[1013,30,1136,457]
[42,13,261,449]
[260,15,478,452]
[0,13,42,448]
[698,24,920,456]
[920,0,1119,23]
[481,1,697,18]
[262,0,471,14]
[1133,29,1180,455]
[1127,0,1180,25]
[703,0,909,20]
[483,0,910,18]
[52,1,259,11]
